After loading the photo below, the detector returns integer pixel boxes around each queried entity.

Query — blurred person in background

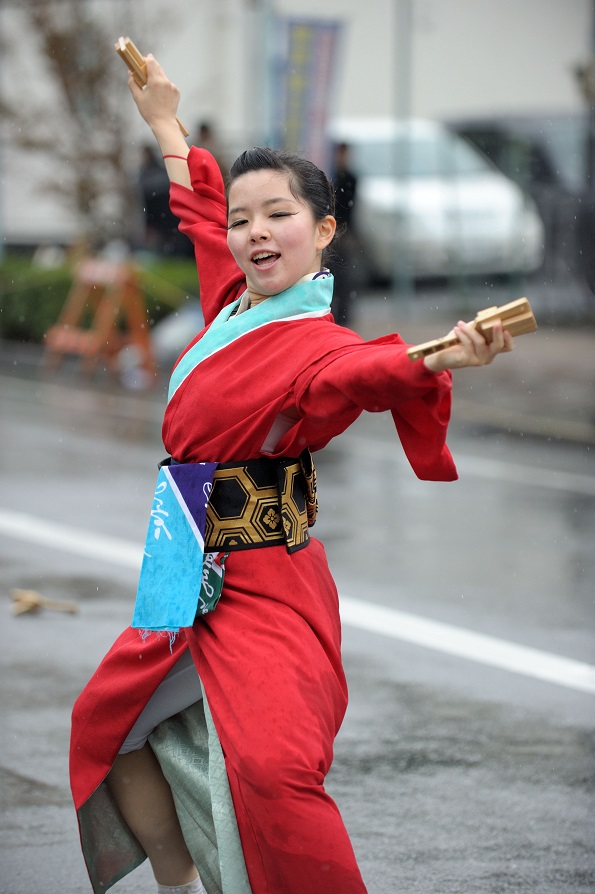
[138,144,193,256]
[331,141,359,325]
[194,119,229,178]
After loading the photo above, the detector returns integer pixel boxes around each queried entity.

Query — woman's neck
[245,270,329,309]
[247,291,267,307]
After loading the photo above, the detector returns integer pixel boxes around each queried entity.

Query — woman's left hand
[423,320,514,373]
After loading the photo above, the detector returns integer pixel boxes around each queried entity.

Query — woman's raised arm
[127,55,191,188]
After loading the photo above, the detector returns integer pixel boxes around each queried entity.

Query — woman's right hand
[127,55,181,136]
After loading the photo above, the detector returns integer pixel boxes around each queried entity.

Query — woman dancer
[70,55,512,894]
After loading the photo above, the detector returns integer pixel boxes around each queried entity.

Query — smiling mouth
[252,252,280,267]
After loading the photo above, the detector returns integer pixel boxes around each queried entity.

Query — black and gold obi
[203,450,317,554]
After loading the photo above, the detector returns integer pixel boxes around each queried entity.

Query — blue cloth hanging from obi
[132,462,217,632]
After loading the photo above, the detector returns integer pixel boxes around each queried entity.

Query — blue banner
[273,18,343,171]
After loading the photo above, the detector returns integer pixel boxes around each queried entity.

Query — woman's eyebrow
[228,196,297,215]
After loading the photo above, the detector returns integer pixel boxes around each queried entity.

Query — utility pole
[588,0,595,193]
[574,0,595,294]
[392,0,414,306]
[250,0,275,146]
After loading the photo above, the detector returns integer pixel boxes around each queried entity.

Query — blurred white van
[327,118,545,281]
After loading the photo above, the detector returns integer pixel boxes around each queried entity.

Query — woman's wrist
[150,117,186,148]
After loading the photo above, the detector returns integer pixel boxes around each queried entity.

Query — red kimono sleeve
[294,333,458,481]
[169,147,245,326]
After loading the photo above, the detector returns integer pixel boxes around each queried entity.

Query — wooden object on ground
[44,258,157,380]
[115,36,189,137]
[407,297,537,361]
[11,589,78,616]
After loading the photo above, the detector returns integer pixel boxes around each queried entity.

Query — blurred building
[0,0,592,248]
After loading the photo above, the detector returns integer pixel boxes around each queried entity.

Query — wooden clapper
[407,297,537,361]
[115,36,189,136]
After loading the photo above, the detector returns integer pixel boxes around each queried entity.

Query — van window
[349,132,490,178]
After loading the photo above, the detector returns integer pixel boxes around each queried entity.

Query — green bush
[0,256,72,341]
[0,252,200,343]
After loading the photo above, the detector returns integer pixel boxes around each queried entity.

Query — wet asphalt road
[0,333,594,894]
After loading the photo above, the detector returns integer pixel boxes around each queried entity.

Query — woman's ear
[316,215,337,251]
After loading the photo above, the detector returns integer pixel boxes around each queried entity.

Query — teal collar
[168,274,334,402]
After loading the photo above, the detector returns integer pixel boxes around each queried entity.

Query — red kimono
[70,148,457,894]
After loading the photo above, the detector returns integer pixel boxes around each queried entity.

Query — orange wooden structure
[44,258,157,380]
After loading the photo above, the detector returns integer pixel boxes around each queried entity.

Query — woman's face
[226,169,335,303]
